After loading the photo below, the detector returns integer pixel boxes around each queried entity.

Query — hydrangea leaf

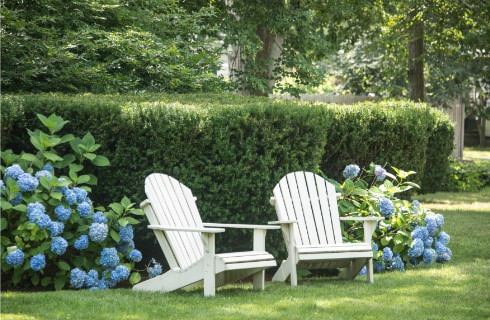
[1,218,7,231]
[57,261,71,271]
[77,175,91,184]
[54,276,66,290]
[110,229,121,242]
[92,155,110,167]
[12,204,26,213]
[40,276,52,287]
[1,200,13,211]
[42,151,63,162]
[129,272,141,285]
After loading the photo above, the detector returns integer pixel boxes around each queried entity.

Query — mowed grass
[2,191,490,320]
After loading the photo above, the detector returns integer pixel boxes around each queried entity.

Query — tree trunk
[478,117,487,147]
[408,15,425,102]
[248,26,284,96]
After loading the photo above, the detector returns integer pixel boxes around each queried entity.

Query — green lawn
[464,147,490,161]
[2,191,490,320]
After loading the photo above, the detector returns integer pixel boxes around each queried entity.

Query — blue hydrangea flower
[424,236,433,248]
[17,173,39,192]
[373,261,385,273]
[30,254,46,271]
[379,197,394,218]
[372,242,379,252]
[10,193,23,205]
[343,164,360,179]
[382,247,393,262]
[435,213,444,228]
[119,225,134,242]
[89,223,108,242]
[36,213,52,229]
[100,248,119,268]
[92,211,107,224]
[51,236,68,255]
[423,248,436,264]
[438,232,450,245]
[4,164,24,180]
[117,239,135,254]
[27,202,46,222]
[63,189,77,205]
[48,221,64,237]
[5,248,24,267]
[102,270,118,288]
[408,238,424,258]
[70,268,87,289]
[128,249,143,262]
[85,269,99,288]
[148,259,163,278]
[90,279,108,290]
[77,201,92,218]
[35,170,52,180]
[358,266,367,276]
[411,200,420,214]
[42,163,54,172]
[436,246,452,263]
[54,205,71,222]
[425,215,438,236]
[435,241,446,255]
[391,254,405,271]
[0,180,5,192]
[74,235,89,250]
[411,226,429,240]
[111,265,130,283]
[73,187,88,203]
[374,165,387,181]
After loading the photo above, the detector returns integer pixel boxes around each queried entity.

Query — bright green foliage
[2,204,489,319]
[1,0,225,93]
[1,94,454,257]
[444,159,490,192]
[1,114,144,290]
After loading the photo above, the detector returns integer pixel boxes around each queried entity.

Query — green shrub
[1,94,453,258]
[444,159,490,192]
[1,114,146,290]
[421,111,455,193]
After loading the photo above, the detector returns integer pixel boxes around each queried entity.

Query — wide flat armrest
[268,220,297,225]
[203,222,280,230]
[340,216,384,222]
[148,225,225,233]
[140,199,151,208]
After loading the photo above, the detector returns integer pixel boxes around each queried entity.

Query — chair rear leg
[367,258,374,283]
[272,259,291,282]
[252,270,265,290]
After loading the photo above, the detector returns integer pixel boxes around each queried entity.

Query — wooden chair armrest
[339,216,384,222]
[203,222,280,230]
[148,225,225,233]
[268,220,298,225]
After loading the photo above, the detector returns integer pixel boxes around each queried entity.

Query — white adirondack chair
[269,171,383,286]
[132,173,279,296]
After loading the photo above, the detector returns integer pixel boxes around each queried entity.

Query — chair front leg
[201,233,216,297]
[252,229,267,290]
[363,220,379,244]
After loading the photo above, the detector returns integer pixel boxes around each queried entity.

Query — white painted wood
[271,171,381,285]
[202,233,216,297]
[315,175,335,244]
[325,182,342,243]
[141,201,179,270]
[305,172,328,244]
[146,174,193,268]
[203,223,280,230]
[139,173,278,296]
[148,225,225,233]
[367,258,374,283]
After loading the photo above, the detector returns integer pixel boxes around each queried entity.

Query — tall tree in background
[194,0,383,96]
[329,0,489,108]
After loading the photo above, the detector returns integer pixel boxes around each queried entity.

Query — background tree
[1,0,225,93]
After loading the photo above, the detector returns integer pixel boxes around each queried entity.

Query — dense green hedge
[1,94,453,259]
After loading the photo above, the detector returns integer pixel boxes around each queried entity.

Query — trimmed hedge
[1,94,453,259]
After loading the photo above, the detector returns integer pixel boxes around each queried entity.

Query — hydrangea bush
[329,163,452,273]
[0,114,153,290]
